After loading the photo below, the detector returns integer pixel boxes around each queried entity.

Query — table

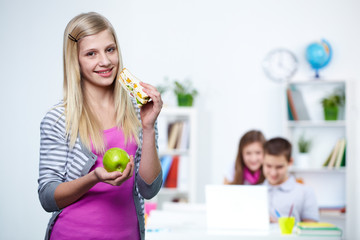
[145,203,343,240]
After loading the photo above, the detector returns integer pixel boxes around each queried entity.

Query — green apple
[103,147,130,172]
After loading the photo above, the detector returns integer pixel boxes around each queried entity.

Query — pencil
[288,204,294,217]
[275,209,281,218]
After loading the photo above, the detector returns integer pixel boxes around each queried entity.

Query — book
[327,140,341,168]
[322,145,335,167]
[178,120,190,150]
[295,222,342,237]
[174,121,184,149]
[287,100,294,120]
[335,139,346,168]
[167,122,181,149]
[340,144,346,167]
[290,87,310,120]
[160,155,173,187]
[286,88,298,120]
[319,207,346,217]
[165,156,180,188]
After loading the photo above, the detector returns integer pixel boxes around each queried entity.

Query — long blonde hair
[63,12,140,153]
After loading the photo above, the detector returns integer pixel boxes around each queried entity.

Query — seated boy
[263,137,319,223]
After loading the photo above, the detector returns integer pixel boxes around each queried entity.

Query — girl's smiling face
[78,29,118,89]
[242,142,264,172]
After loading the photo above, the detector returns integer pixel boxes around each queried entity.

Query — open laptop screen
[205,185,269,232]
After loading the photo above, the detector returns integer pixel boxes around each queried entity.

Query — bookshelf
[284,80,348,210]
[153,106,198,209]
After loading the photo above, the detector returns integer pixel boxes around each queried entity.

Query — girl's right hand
[94,155,135,186]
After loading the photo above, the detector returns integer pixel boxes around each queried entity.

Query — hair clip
[68,34,78,42]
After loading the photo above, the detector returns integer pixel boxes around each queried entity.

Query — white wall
[1,0,359,239]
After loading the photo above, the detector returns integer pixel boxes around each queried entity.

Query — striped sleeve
[38,106,68,212]
[132,100,162,200]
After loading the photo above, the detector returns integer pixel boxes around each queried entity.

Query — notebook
[205,185,270,233]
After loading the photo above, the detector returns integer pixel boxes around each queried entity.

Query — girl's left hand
[94,156,135,186]
[139,82,163,130]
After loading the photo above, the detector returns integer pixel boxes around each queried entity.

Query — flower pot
[177,94,193,107]
[296,153,310,168]
[323,106,338,121]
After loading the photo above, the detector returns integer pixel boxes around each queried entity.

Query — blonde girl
[38,12,162,240]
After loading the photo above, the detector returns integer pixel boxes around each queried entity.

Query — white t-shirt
[263,176,319,222]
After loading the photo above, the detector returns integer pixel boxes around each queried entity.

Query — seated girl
[224,130,266,185]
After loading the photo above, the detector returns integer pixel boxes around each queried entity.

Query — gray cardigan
[38,103,162,240]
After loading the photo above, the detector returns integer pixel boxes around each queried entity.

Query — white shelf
[284,80,347,209]
[155,107,198,209]
[289,167,346,173]
[159,149,190,156]
[289,79,347,85]
[160,106,196,116]
[287,120,346,128]
[159,188,188,195]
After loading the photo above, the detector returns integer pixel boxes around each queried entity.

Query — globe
[305,39,332,78]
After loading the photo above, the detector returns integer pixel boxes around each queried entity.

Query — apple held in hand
[103,147,130,173]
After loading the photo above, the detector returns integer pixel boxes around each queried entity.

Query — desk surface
[145,203,343,240]
[146,224,342,240]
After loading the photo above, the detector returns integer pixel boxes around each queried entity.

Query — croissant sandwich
[118,68,150,107]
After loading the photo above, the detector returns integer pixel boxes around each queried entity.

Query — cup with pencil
[277,204,295,234]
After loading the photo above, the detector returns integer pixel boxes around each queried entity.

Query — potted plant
[296,134,312,168]
[174,79,198,107]
[298,133,311,154]
[321,89,345,120]
[157,77,198,107]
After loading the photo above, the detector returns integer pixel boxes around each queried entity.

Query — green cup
[278,217,295,234]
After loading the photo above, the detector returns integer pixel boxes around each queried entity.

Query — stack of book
[319,206,346,217]
[167,120,190,150]
[295,222,342,237]
[160,155,188,190]
[322,138,346,168]
[157,118,190,152]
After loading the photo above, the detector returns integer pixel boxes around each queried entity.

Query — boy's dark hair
[264,137,292,162]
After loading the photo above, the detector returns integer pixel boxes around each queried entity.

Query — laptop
[205,185,269,233]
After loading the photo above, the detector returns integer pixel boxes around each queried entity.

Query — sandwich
[118,68,150,107]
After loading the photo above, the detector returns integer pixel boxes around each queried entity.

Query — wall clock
[262,48,298,83]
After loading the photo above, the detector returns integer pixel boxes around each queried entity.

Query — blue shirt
[263,176,319,222]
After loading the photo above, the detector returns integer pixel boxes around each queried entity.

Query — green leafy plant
[298,134,312,153]
[157,77,198,106]
[321,89,345,120]
[173,79,198,97]
[321,89,345,108]
[174,79,198,106]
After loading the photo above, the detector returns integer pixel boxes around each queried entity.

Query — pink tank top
[50,127,139,240]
